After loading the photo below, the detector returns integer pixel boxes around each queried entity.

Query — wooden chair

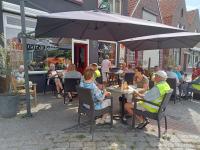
[76,86,113,139]
[132,89,173,138]
[63,78,80,104]
[12,77,37,107]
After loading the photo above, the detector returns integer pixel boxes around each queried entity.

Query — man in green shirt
[91,63,101,79]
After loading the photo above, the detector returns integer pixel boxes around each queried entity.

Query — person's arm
[93,83,105,101]
[191,77,200,84]
[143,86,160,101]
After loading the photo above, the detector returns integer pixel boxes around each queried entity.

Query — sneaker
[30,95,34,100]
[95,118,105,124]
[136,118,150,129]
[104,115,111,123]
[57,94,62,98]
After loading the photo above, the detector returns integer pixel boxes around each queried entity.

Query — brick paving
[0,94,200,150]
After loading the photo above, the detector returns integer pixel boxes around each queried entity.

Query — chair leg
[90,115,95,134]
[132,114,135,129]
[157,120,161,138]
[164,116,167,131]
[78,110,81,127]
[90,115,95,141]
[174,95,176,104]
[63,94,66,104]
[110,109,113,127]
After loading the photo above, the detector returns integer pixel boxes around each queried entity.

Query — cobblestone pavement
[0,94,200,150]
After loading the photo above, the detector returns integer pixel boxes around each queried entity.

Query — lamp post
[20,0,32,117]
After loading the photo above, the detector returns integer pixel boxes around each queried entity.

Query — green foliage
[0,33,13,94]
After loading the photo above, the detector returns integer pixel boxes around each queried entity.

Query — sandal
[136,118,150,129]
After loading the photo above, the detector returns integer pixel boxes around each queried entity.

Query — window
[188,53,193,67]
[181,8,184,17]
[3,13,36,47]
[142,10,157,22]
[98,0,121,14]
[126,50,135,64]
[173,48,180,65]
[98,41,117,66]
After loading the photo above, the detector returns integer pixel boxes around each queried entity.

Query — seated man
[15,65,25,84]
[124,70,170,129]
[186,76,200,98]
[91,63,101,79]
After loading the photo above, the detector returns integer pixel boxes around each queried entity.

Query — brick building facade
[127,0,163,68]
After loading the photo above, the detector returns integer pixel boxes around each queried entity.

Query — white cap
[155,70,168,79]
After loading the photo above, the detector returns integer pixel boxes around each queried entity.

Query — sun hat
[155,70,168,79]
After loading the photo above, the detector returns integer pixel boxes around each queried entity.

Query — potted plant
[0,33,19,118]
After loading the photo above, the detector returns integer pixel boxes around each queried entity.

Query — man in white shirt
[101,55,111,85]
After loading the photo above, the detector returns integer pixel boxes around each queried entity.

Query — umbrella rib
[105,24,118,41]
[127,40,144,50]
[79,22,90,39]
[37,20,75,37]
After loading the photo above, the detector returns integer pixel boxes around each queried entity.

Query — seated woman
[47,63,63,98]
[80,68,111,124]
[133,67,149,93]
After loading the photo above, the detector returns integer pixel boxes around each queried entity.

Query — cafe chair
[166,78,178,104]
[63,78,80,104]
[95,76,103,84]
[149,80,154,89]
[76,86,113,139]
[11,77,37,107]
[132,89,173,138]
[43,74,56,95]
[124,73,134,85]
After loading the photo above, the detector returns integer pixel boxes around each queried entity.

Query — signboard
[27,44,57,51]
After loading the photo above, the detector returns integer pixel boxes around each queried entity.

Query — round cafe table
[106,85,141,122]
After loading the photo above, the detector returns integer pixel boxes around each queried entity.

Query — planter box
[0,95,19,118]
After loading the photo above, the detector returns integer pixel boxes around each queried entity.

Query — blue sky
[185,0,200,11]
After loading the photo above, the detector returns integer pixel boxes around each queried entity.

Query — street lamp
[20,0,32,117]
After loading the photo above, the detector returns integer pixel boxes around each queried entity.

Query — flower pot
[0,95,19,118]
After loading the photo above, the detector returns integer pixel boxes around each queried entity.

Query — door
[74,43,88,74]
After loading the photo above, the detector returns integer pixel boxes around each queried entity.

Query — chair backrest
[109,67,120,72]
[158,89,173,114]
[124,73,134,84]
[76,86,94,111]
[96,76,103,84]
[64,78,80,92]
[166,78,177,96]
[149,80,154,89]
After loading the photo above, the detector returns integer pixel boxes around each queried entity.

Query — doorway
[73,43,88,74]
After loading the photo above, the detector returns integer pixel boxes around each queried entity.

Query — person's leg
[55,79,60,93]
[124,102,145,123]
[124,102,134,115]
